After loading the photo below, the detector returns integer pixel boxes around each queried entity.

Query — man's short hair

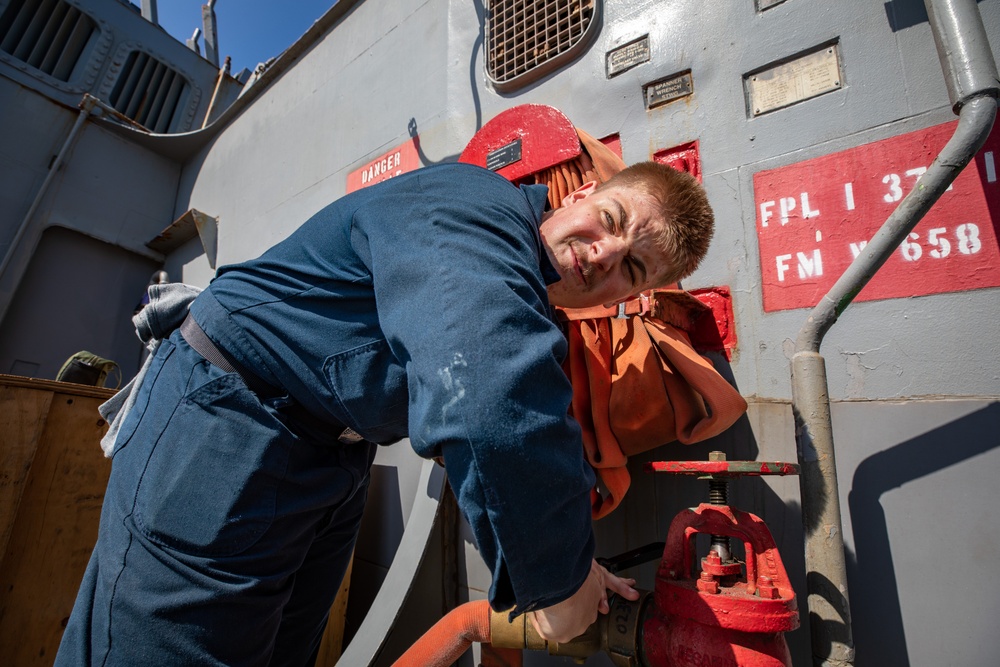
[598,161,714,286]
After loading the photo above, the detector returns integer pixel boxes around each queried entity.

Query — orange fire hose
[391,599,523,667]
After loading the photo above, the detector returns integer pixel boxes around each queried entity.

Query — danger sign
[347,137,420,193]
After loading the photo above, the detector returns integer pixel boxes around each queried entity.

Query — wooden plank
[0,387,111,664]
[0,386,53,560]
[315,556,353,666]
[0,374,117,400]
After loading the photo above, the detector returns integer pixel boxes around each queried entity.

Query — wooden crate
[0,375,113,664]
[0,374,353,664]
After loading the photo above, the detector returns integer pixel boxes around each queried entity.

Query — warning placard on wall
[753,119,1000,312]
[347,137,420,193]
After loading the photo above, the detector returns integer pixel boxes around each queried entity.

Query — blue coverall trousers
[55,329,377,666]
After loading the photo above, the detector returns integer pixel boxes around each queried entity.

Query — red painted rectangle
[346,137,420,193]
[600,133,623,159]
[688,286,737,359]
[753,120,1000,311]
[654,140,702,182]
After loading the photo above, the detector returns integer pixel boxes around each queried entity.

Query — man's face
[539,182,671,309]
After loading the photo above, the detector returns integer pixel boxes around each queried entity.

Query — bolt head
[757,576,780,599]
[697,573,720,594]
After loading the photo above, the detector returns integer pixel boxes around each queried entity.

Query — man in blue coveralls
[57,159,714,666]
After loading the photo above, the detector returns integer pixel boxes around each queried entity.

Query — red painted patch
[654,140,702,182]
[687,286,736,358]
[753,120,1000,311]
[347,137,420,193]
[601,133,623,159]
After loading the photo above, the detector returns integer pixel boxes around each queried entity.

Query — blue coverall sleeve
[350,169,595,615]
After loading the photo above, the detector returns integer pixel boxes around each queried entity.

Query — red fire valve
[641,503,799,667]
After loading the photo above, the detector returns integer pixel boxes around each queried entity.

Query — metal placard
[753,119,1000,311]
[747,45,842,117]
[486,138,522,171]
[644,72,693,110]
[606,35,650,78]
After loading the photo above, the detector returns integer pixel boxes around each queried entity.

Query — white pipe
[141,0,158,25]
[202,0,220,67]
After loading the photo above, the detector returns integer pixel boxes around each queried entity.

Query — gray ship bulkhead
[1,1,998,665]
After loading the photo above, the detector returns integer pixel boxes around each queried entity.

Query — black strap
[179,313,278,398]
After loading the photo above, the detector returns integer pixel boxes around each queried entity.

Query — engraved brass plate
[606,35,650,78]
[644,71,693,110]
[747,45,842,117]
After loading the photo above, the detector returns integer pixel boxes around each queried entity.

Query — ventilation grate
[487,0,596,89]
[0,0,96,82]
[109,51,189,133]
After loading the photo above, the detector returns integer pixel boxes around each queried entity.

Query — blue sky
[151,1,337,75]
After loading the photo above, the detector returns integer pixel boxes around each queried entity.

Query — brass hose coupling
[489,590,651,666]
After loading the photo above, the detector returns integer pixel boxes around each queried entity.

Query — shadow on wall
[0,226,158,380]
[884,0,929,32]
[846,403,1000,667]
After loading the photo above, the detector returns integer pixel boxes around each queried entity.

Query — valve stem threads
[706,453,732,562]
[708,479,728,505]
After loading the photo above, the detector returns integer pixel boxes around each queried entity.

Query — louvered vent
[109,51,189,133]
[487,0,598,90]
[0,0,96,82]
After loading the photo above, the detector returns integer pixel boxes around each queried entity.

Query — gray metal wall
[0,0,238,377]
[174,0,1000,404]
[2,0,996,664]
[165,1,1000,665]
[0,76,179,377]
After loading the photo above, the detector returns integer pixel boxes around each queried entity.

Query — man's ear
[560,181,598,208]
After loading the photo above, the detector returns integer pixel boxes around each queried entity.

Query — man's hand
[529,559,640,643]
